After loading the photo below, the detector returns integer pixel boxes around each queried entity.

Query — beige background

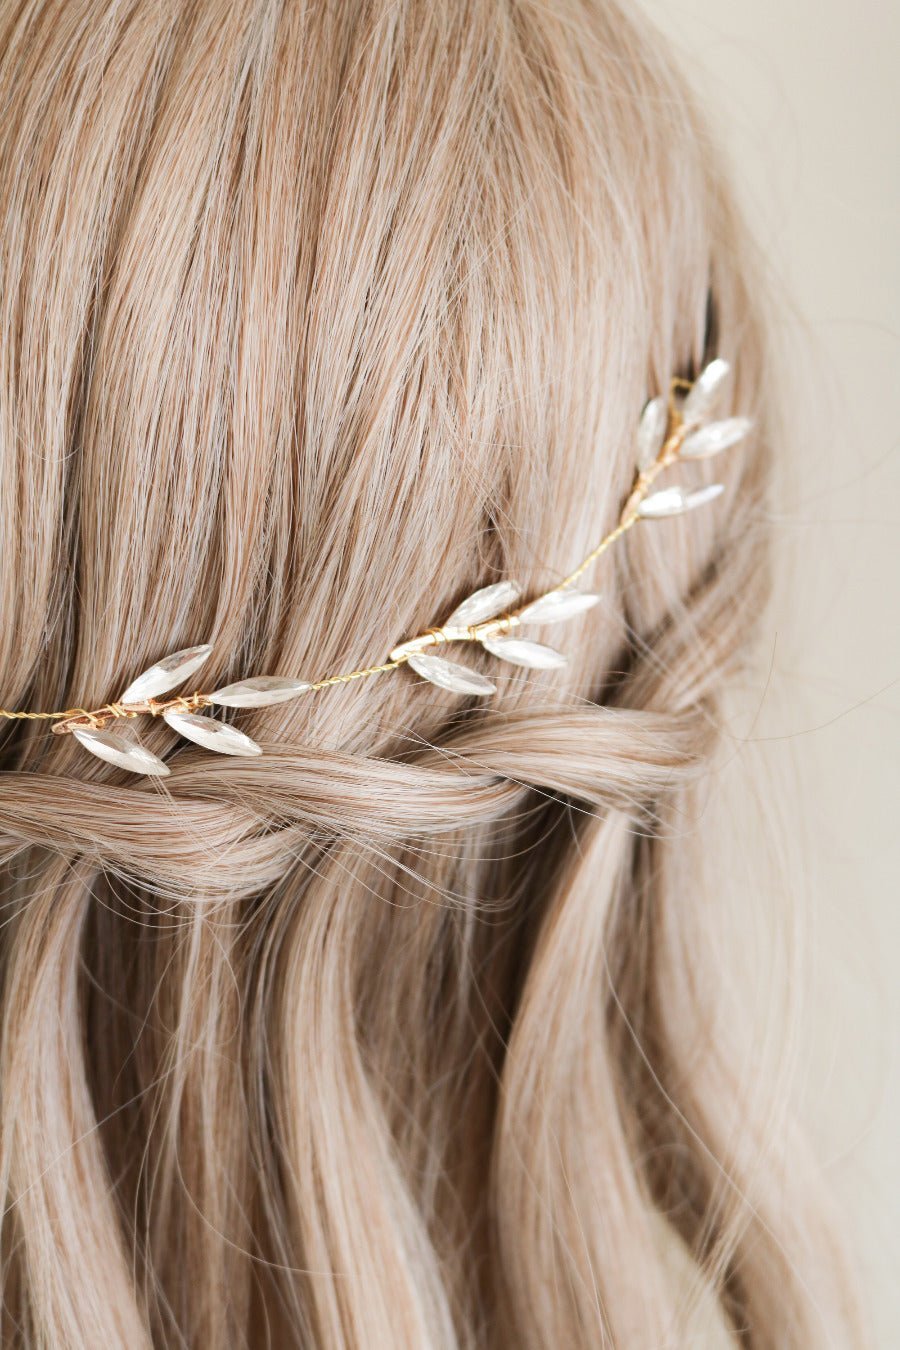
[638,0,899,1342]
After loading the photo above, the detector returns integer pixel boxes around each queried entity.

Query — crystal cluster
[70,649,311,777]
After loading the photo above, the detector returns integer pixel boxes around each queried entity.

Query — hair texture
[0,1,861,1346]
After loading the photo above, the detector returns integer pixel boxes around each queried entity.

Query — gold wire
[0,707,87,722]
[309,658,407,691]
[1,381,692,730]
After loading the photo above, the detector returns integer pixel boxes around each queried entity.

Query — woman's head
[0,1,858,1345]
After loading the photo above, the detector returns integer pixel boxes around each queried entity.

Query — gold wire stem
[2,382,692,733]
[48,691,212,736]
[0,706,91,723]
[309,658,408,691]
[533,412,687,595]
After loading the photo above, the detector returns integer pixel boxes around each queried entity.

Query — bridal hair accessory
[1,361,751,778]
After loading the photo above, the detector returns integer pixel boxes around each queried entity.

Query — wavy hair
[0,0,859,1345]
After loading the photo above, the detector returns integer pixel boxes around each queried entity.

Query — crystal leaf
[636,396,668,470]
[406,652,496,696]
[444,581,522,628]
[682,358,730,423]
[209,676,312,708]
[518,589,599,625]
[683,483,726,511]
[72,726,170,777]
[680,416,752,460]
[480,635,567,669]
[120,644,213,705]
[637,484,725,518]
[163,708,262,757]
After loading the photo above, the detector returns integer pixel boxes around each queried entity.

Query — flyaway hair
[0,1,861,1347]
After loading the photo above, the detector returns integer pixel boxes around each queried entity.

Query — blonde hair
[0,1,860,1345]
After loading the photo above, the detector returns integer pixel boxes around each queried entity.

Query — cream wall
[636,0,900,1341]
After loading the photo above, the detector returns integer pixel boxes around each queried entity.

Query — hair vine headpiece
[1,360,751,778]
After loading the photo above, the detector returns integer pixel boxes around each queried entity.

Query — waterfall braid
[0,1,860,1346]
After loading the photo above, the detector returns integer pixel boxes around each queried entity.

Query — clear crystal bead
[444,581,521,628]
[406,653,496,695]
[163,708,262,757]
[636,396,668,470]
[684,483,726,511]
[120,644,213,705]
[637,483,724,518]
[682,358,730,423]
[637,486,688,518]
[480,635,567,669]
[680,416,752,459]
[72,726,170,777]
[518,589,599,625]
[209,676,311,708]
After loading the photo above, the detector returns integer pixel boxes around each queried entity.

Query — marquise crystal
[680,416,752,460]
[445,581,522,628]
[637,483,724,519]
[518,589,599,624]
[636,396,668,471]
[681,357,730,424]
[479,635,567,669]
[120,644,212,704]
[209,676,312,708]
[72,726,170,777]
[406,653,496,696]
[162,708,262,757]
